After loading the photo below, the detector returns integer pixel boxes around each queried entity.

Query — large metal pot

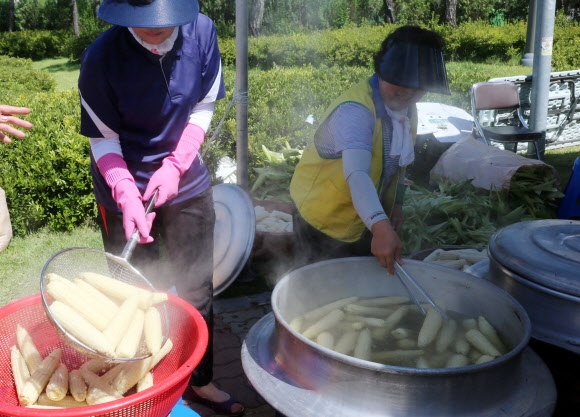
[486,219,580,354]
[242,257,556,417]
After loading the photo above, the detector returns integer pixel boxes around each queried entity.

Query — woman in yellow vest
[290,25,450,274]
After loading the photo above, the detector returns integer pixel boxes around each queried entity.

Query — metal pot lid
[212,183,256,296]
[488,219,580,296]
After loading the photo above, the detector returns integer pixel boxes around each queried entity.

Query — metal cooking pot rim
[488,220,580,296]
[272,257,531,375]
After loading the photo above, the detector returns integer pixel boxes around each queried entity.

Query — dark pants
[292,210,373,269]
[97,187,215,387]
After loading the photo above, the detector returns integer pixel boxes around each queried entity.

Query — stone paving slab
[186,292,277,417]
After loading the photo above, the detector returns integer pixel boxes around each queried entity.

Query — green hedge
[0,56,55,100]
[2,20,580,71]
[0,90,95,236]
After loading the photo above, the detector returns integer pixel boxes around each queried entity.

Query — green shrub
[0,30,70,60]
[0,55,55,100]
[0,90,95,236]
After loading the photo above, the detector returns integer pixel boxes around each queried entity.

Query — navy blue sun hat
[98,0,199,28]
[378,41,450,95]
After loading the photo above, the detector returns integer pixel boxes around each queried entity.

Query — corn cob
[80,369,122,405]
[68,369,87,402]
[383,305,410,333]
[302,309,345,339]
[371,349,424,365]
[465,329,501,357]
[446,354,469,368]
[49,301,116,357]
[111,338,173,395]
[46,274,112,331]
[435,319,458,353]
[144,306,163,355]
[343,303,394,317]
[302,297,358,322]
[16,324,42,374]
[353,328,372,361]
[417,307,444,348]
[477,315,507,354]
[354,296,410,307]
[115,307,145,359]
[397,338,417,350]
[333,331,359,356]
[315,332,335,350]
[78,272,167,309]
[19,348,62,406]
[103,295,140,350]
[136,372,154,392]
[45,362,69,401]
[35,393,87,408]
[10,346,30,405]
[73,277,120,321]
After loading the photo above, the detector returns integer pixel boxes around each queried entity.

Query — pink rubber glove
[97,153,155,243]
[144,123,205,207]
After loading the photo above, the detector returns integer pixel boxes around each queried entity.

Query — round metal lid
[488,219,580,296]
[212,183,256,296]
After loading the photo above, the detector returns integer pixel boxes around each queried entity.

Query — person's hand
[390,203,405,233]
[143,158,181,207]
[370,219,403,274]
[114,179,155,243]
[0,105,33,144]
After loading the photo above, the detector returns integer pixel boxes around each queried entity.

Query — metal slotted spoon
[40,190,170,362]
[394,262,449,320]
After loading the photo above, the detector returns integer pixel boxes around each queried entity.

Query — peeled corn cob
[353,328,372,361]
[49,301,116,357]
[36,393,87,408]
[78,272,168,309]
[302,309,345,339]
[417,307,444,348]
[73,277,120,321]
[137,372,154,392]
[46,274,112,331]
[144,306,163,355]
[465,329,501,357]
[116,308,145,359]
[16,324,42,374]
[45,362,68,401]
[80,369,122,405]
[10,346,30,405]
[103,295,140,350]
[68,369,87,402]
[19,348,62,406]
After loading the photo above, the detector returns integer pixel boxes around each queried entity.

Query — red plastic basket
[0,293,208,417]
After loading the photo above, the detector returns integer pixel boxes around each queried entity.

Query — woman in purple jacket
[78,0,243,415]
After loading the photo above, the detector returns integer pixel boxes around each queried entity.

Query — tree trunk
[8,0,14,32]
[94,0,101,18]
[383,0,396,23]
[71,0,80,37]
[445,0,458,27]
[249,0,264,37]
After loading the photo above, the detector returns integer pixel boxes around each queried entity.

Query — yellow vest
[290,77,417,242]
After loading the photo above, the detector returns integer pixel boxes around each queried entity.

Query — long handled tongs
[394,262,449,320]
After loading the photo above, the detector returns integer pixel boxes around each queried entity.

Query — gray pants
[97,187,215,386]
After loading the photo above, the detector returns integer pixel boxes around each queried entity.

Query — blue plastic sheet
[558,156,580,220]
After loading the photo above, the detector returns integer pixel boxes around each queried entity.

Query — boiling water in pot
[290,295,511,368]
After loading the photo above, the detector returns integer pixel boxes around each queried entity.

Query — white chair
[470,81,543,159]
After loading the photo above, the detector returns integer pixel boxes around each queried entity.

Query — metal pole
[520,0,537,67]
[235,0,249,189]
[528,0,556,159]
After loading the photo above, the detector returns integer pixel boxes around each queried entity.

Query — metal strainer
[40,191,170,362]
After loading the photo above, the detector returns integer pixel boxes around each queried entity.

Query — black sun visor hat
[378,41,450,95]
[98,0,199,28]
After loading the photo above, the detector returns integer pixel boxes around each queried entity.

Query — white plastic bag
[0,187,12,251]
[430,135,558,191]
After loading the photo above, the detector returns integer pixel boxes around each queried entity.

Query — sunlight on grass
[0,224,102,307]
[32,57,80,92]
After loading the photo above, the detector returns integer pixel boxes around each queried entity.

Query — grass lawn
[32,57,80,91]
